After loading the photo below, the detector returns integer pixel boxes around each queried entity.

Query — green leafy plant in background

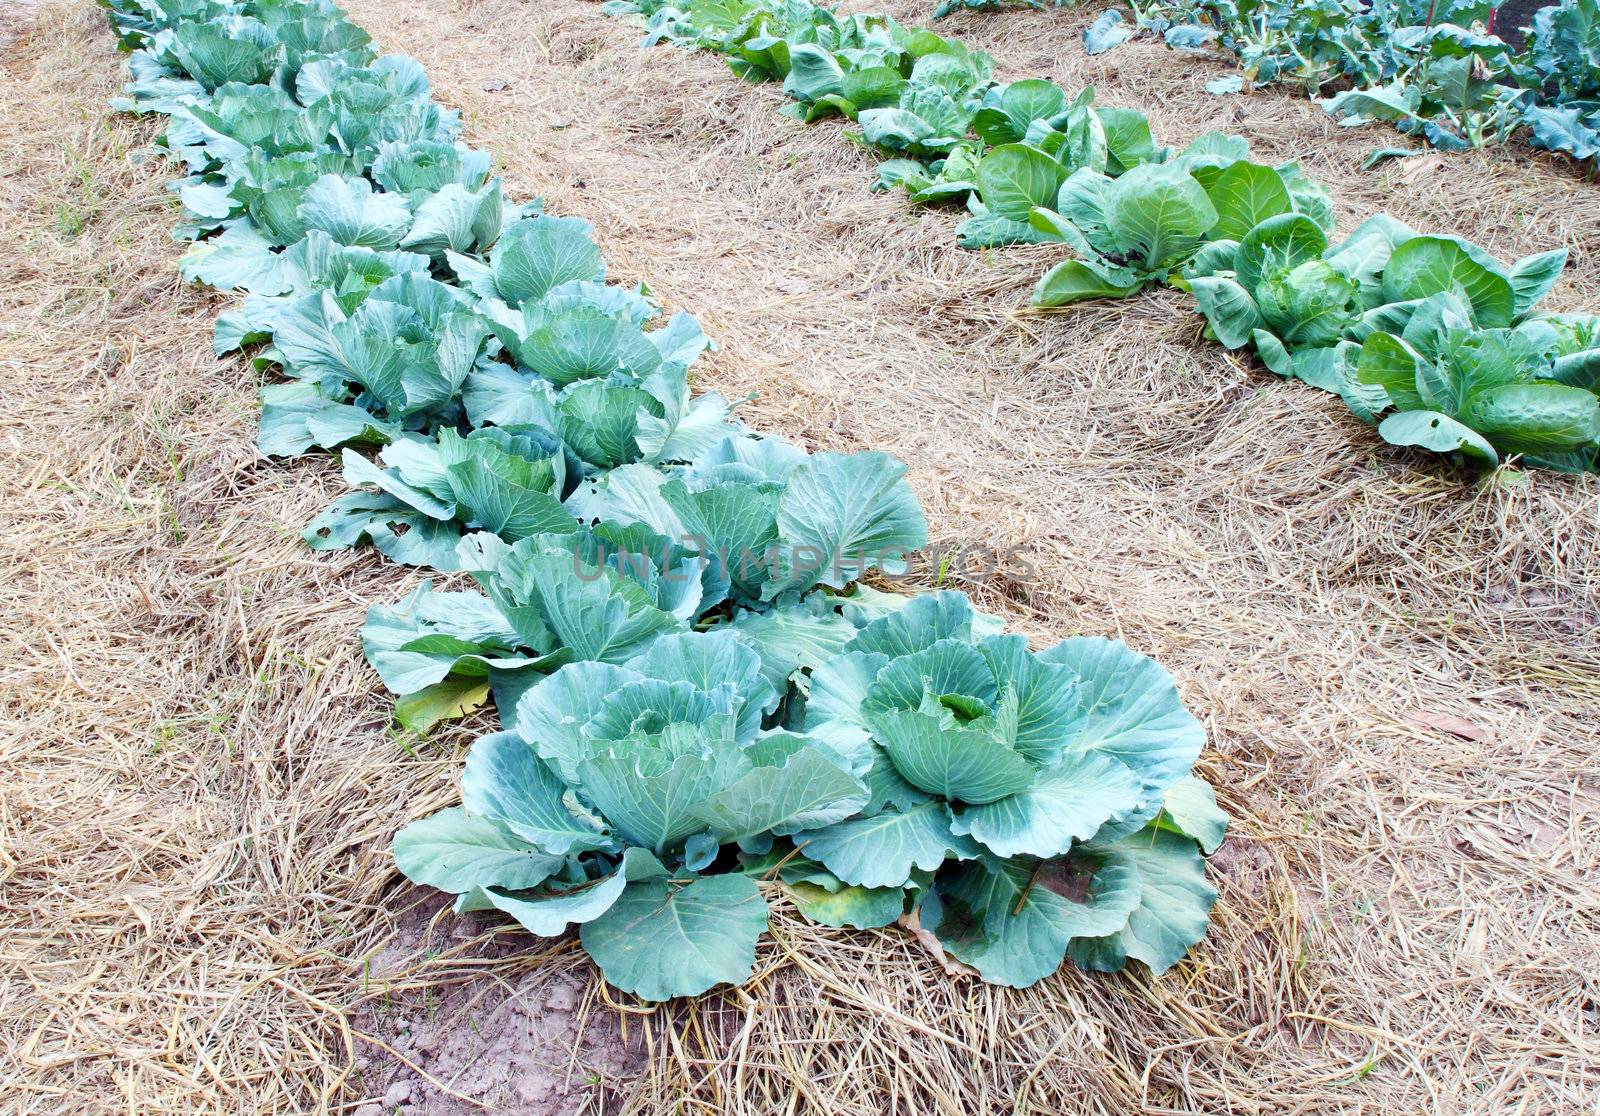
[605,0,1600,474]
[101,0,1227,1000]
[928,0,1075,17]
[1319,23,1535,157]
[948,0,1600,163]
[1140,0,1385,88]
[1030,139,1335,304]
[1184,212,1600,469]
[1522,0,1600,159]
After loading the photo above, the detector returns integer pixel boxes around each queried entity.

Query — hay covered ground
[1,0,1597,1111]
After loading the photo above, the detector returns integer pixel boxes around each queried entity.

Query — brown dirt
[2,0,1597,1113]
[348,896,645,1114]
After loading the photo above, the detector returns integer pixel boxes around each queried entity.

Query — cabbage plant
[394,628,862,1000]
[793,591,1222,982]
[1031,150,1333,307]
[874,85,1173,249]
[395,592,1224,998]
[1353,299,1600,472]
[99,0,1233,1008]
[350,430,931,726]
[1186,210,1600,470]
[1185,212,1365,382]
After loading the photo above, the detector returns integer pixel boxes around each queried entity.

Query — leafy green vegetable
[1033,154,1331,307]
[955,0,1600,165]
[1083,10,1134,55]
[1178,199,1600,470]
[1520,0,1600,158]
[393,590,1221,997]
[1355,305,1600,470]
[393,627,863,997]
[600,0,1589,470]
[104,0,1231,1004]
[1319,25,1534,153]
[790,593,1219,985]
[569,436,928,605]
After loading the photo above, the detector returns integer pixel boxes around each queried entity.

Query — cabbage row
[100,0,1225,999]
[607,0,1600,472]
[1039,157,1600,472]
[939,0,1600,165]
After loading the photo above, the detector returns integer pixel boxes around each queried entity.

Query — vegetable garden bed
[933,0,1600,164]
[608,0,1600,472]
[1,0,1597,1113]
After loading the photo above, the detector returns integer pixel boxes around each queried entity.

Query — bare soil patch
[349,896,644,1114]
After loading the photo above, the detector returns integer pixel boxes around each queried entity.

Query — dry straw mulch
[2,0,1597,1112]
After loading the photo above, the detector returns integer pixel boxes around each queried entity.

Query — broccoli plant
[1522,0,1600,160]
[1321,24,1536,155]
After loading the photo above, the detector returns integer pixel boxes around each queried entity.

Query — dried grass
[1,0,1597,1112]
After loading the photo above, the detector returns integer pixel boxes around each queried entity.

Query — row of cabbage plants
[942,0,1600,165]
[99,0,1225,999]
[608,0,1600,473]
